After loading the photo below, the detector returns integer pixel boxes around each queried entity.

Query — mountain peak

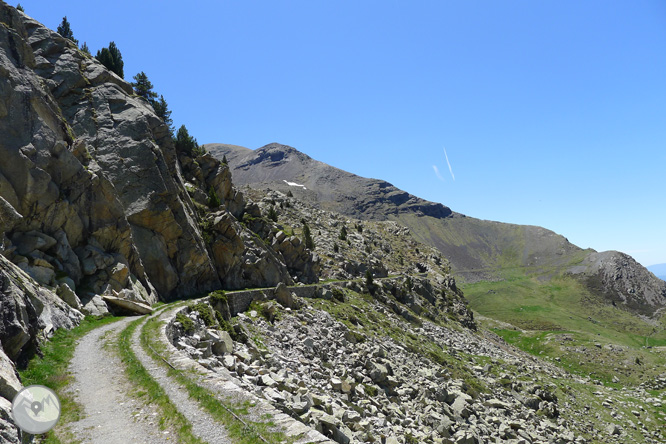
[204,142,453,221]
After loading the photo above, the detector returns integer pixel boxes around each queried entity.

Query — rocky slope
[208,143,666,317]
[166,285,666,444]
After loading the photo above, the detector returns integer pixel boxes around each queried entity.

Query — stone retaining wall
[225,277,404,316]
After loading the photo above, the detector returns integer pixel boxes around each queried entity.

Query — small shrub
[331,288,345,302]
[207,186,221,208]
[267,206,278,222]
[214,310,239,341]
[209,289,228,304]
[302,222,314,250]
[363,383,378,397]
[199,218,214,244]
[365,270,375,294]
[286,190,293,197]
[404,276,413,292]
[176,312,195,333]
[191,302,215,327]
[333,242,339,253]
[405,433,419,444]
[339,225,347,241]
[192,145,206,157]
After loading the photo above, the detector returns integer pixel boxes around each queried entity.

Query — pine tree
[339,225,347,241]
[16,4,24,12]
[174,125,199,156]
[153,95,173,135]
[365,270,375,294]
[267,206,278,222]
[302,222,314,250]
[131,72,158,102]
[207,186,221,208]
[222,155,228,164]
[57,16,78,44]
[80,42,90,55]
[96,41,124,78]
[108,42,123,78]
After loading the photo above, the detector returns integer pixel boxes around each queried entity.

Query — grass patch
[19,315,121,444]
[118,316,206,444]
[141,314,292,444]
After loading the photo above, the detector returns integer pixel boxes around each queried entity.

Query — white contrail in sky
[443,147,455,181]
[432,165,445,182]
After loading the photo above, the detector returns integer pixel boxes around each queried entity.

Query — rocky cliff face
[0,4,319,430]
[0,3,317,306]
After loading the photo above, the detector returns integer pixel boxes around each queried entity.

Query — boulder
[275,282,295,309]
[0,197,21,235]
[0,397,19,444]
[56,283,81,310]
[0,255,82,366]
[80,295,110,317]
[102,295,152,315]
[211,331,234,355]
[0,346,21,401]
[10,231,56,256]
[366,360,389,384]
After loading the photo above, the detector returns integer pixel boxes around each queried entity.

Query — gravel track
[67,317,169,444]
[131,311,232,444]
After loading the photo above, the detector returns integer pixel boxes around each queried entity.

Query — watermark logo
[11,385,61,434]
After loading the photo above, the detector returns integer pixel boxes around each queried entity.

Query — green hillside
[464,273,666,385]
[393,213,590,282]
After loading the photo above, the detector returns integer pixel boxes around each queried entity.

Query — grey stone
[56,283,82,310]
[0,346,21,401]
[212,330,234,355]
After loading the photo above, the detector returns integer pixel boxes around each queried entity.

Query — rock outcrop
[0,254,82,442]
[0,3,317,310]
[0,5,320,438]
[569,251,666,316]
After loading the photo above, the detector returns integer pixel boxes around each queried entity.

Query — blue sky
[20,1,666,267]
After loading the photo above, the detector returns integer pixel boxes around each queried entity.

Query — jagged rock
[56,283,81,310]
[0,397,19,444]
[211,331,233,355]
[0,197,21,236]
[10,231,56,256]
[17,262,55,286]
[607,423,621,436]
[102,295,152,315]
[0,346,21,402]
[0,255,82,366]
[366,360,389,384]
[80,294,109,317]
[275,282,295,308]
